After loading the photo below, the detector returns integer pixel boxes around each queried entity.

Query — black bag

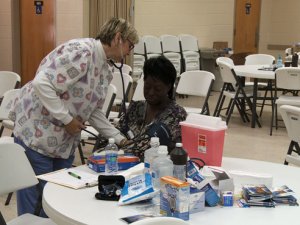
[95,175,125,201]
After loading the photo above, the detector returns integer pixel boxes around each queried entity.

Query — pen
[68,171,81,179]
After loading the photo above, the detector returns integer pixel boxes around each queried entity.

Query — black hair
[143,56,176,100]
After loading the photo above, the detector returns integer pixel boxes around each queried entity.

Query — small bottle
[143,137,160,174]
[170,143,188,181]
[152,146,174,189]
[276,55,283,68]
[105,138,119,174]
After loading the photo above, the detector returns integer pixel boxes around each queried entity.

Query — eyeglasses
[127,39,135,51]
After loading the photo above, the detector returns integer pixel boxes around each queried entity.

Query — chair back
[0,142,38,196]
[102,84,117,118]
[130,217,189,225]
[111,72,133,102]
[178,34,199,52]
[0,71,21,98]
[134,37,145,55]
[143,35,162,59]
[216,56,234,66]
[245,54,275,65]
[132,76,145,101]
[0,89,20,120]
[275,67,300,90]
[280,105,300,143]
[216,59,236,84]
[160,35,181,53]
[176,70,215,96]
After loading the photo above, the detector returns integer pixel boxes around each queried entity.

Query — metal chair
[279,105,300,166]
[176,70,215,115]
[0,142,56,225]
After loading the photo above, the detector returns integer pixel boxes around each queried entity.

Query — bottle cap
[108,138,115,144]
[158,145,168,155]
[175,143,183,147]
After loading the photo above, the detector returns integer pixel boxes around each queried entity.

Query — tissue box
[160,176,190,221]
[87,155,140,172]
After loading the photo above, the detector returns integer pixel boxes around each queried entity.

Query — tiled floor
[0,90,291,222]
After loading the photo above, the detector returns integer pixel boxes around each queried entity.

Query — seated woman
[116,56,187,160]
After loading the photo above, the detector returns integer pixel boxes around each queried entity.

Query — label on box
[198,134,207,153]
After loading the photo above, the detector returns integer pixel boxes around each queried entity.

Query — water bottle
[105,138,119,174]
[276,55,283,68]
[152,146,174,189]
[143,137,160,174]
[170,143,188,181]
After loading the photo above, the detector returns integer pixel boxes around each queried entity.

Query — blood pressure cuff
[95,175,125,201]
[146,121,171,146]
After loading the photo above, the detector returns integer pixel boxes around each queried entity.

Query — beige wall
[2,0,300,71]
[135,0,235,48]
[0,0,13,71]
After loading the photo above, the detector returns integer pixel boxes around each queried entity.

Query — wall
[135,0,235,48]
[0,0,13,71]
[2,0,300,71]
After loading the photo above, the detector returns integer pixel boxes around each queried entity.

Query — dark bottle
[292,53,299,67]
[170,143,188,181]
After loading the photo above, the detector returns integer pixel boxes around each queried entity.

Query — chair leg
[5,192,13,206]
[259,88,269,117]
[284,141,296,165]
[0,125,4,137]
[77,144,86,165]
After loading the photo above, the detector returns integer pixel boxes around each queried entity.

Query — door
[233,0,261,54]
[20,0,56,85]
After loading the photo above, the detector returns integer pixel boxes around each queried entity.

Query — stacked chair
[160,35,182,77]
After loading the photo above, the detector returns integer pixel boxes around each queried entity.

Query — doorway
[233,0,261,54]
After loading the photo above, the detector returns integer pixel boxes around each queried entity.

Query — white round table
[43,157,300,225]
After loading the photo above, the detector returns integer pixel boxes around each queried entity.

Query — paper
[37,168,98,189]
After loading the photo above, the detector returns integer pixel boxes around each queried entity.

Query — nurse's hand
[65,117,86,135]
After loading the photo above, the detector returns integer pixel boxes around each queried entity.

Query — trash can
[200,48,226,91]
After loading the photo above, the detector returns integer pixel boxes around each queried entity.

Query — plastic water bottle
[105,138,119,174]
[170,143,188,181]
[276,55,283,68]
[152,146,174,189]
[143,137,160,174]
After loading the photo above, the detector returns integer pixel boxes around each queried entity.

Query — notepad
[37,168,98,189]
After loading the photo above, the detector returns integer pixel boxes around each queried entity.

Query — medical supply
[144,137,160,174]
[170,143,187,181]
[160,176,190,221]
[152,146,174,189]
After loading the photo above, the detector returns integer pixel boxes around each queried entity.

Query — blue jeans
[15,137,75,217]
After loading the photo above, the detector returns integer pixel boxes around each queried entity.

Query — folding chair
[0,71,21,103]
[244,54,276,117]
[160,35,182,77]
[178,34,200,71]
[271,67,300,135]
[143,35,162,59]
[214,59,260,126]
[176,70,215,115]
[0,142,56,225]
[133,37,145,81]
[279,105,300,166]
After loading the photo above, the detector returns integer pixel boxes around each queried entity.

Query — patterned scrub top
[9,38,123,159]
[116,100,187,160]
